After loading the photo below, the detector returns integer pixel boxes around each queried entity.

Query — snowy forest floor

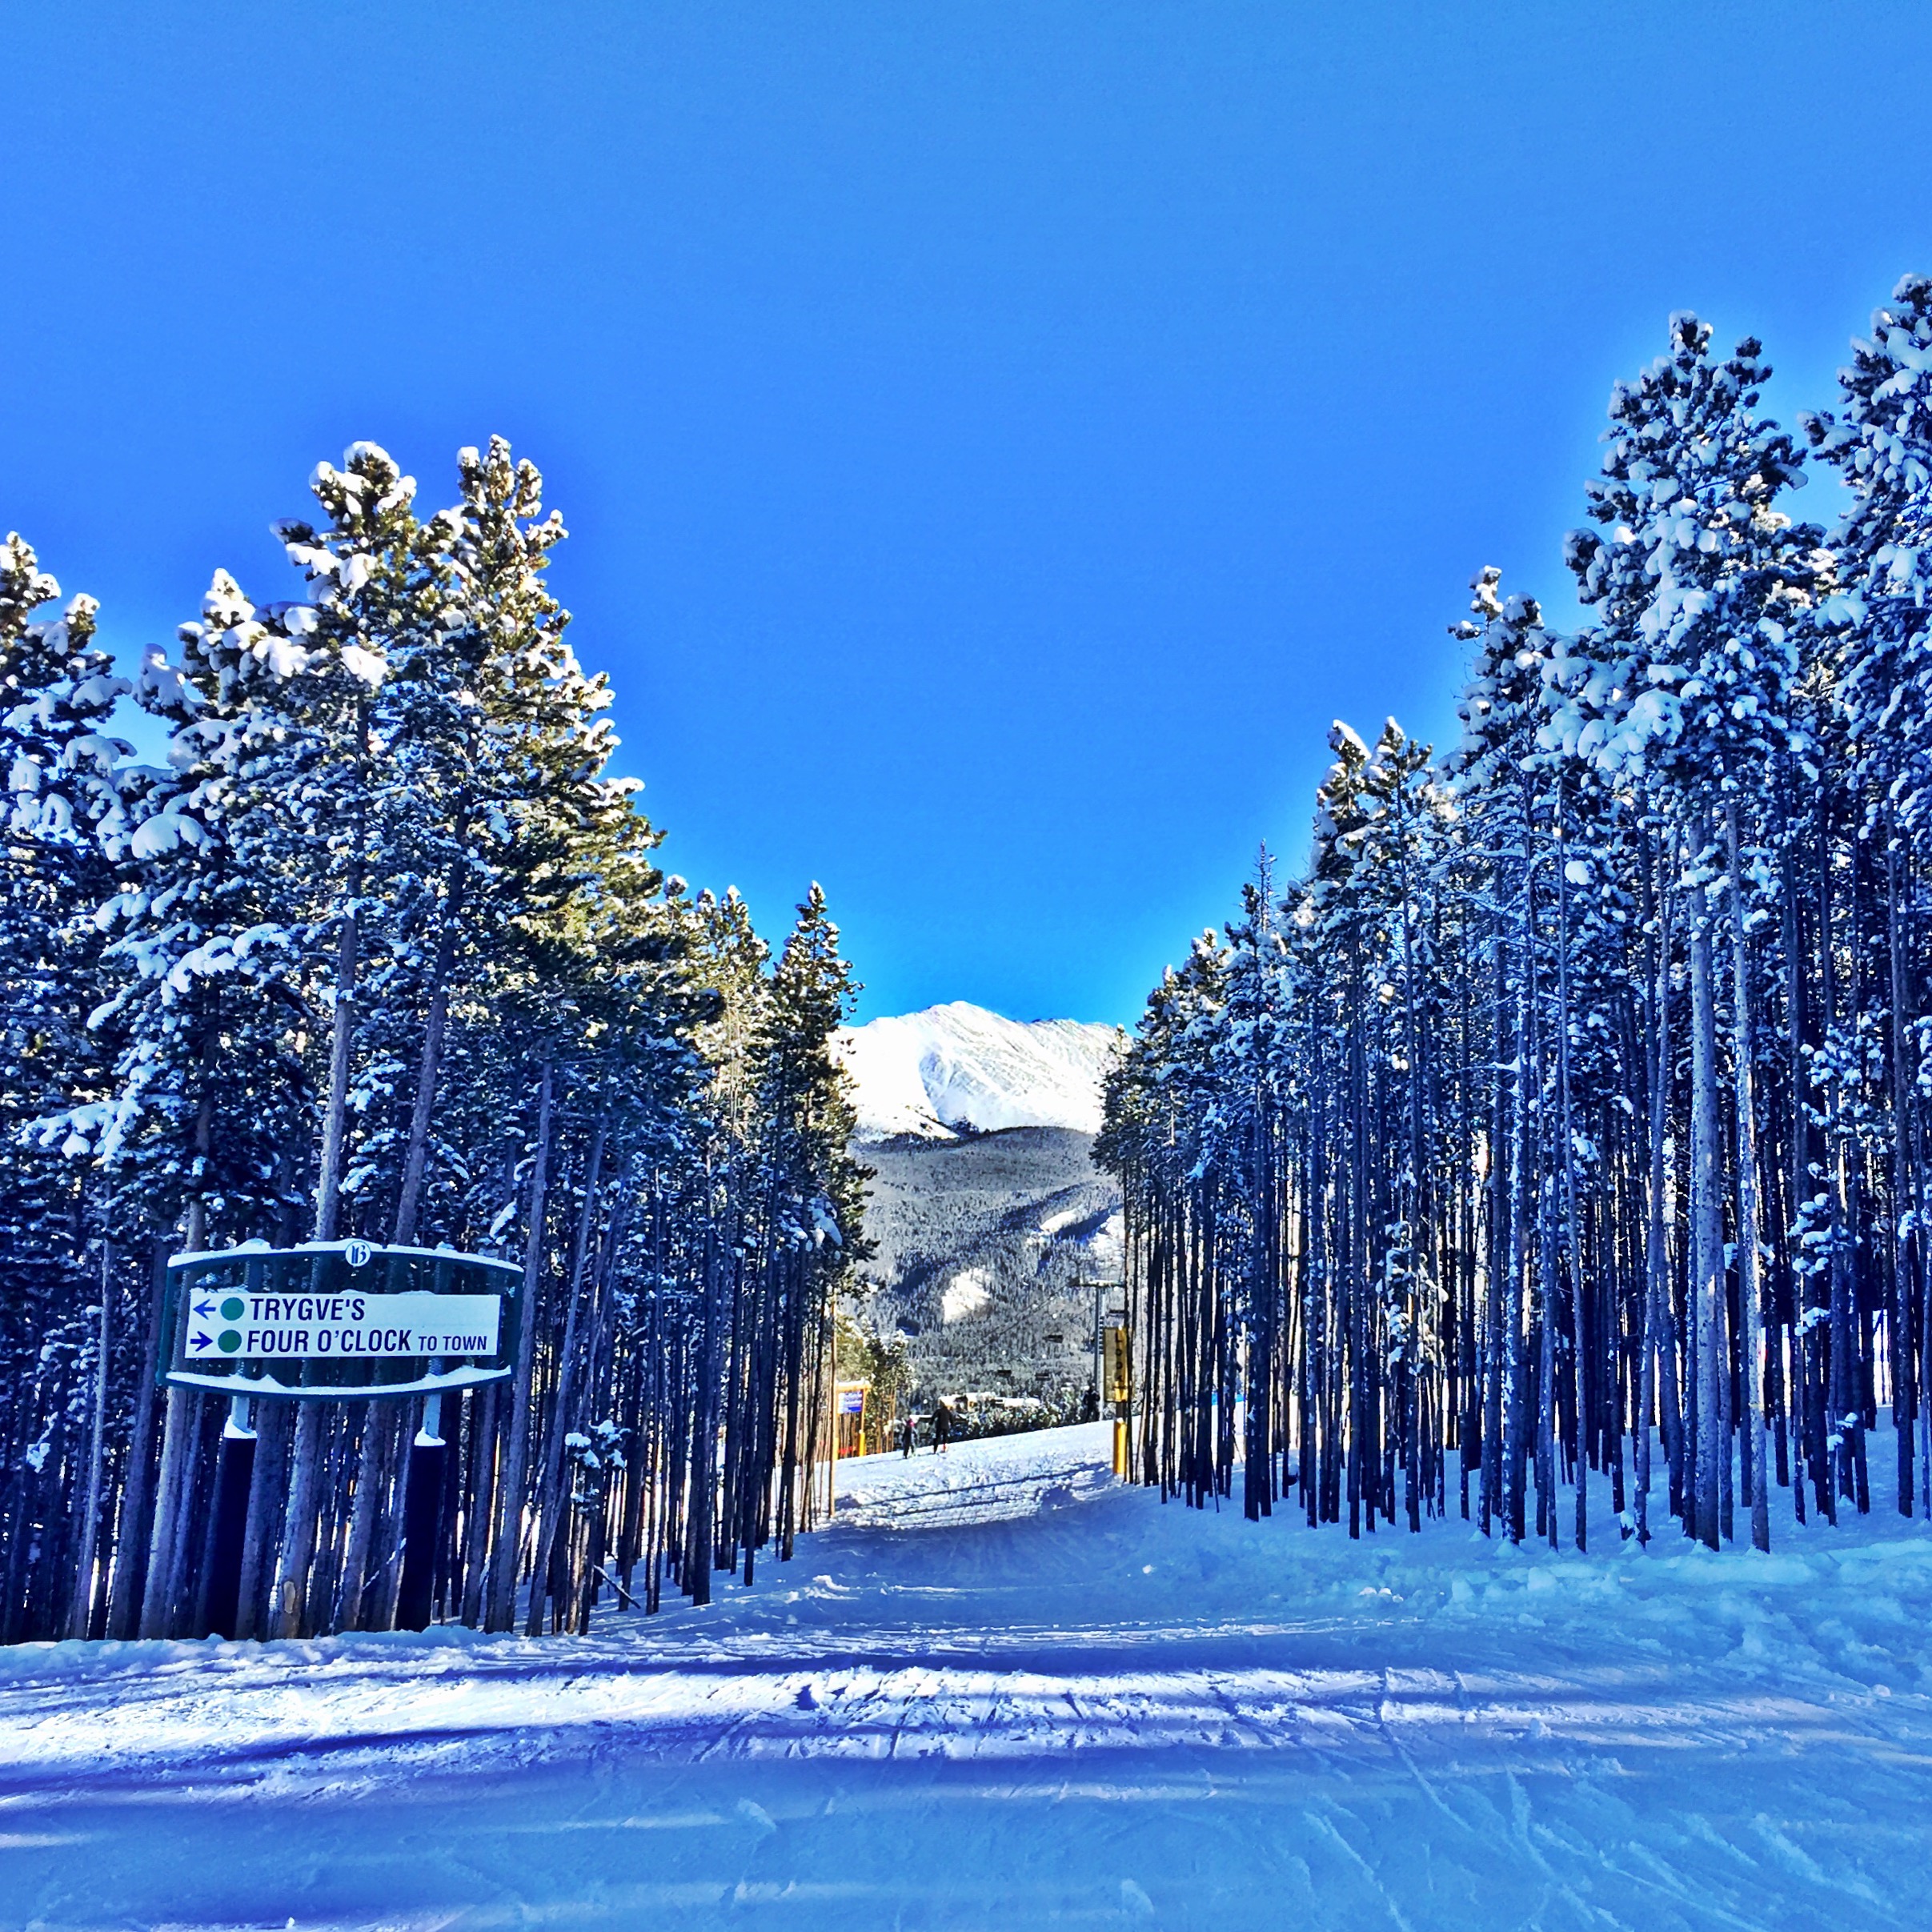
[5,1423,1932,1930]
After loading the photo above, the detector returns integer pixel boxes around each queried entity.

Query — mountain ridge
[834,1000,1122,1142]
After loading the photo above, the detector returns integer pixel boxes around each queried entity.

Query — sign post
[160,1241,519,1636]
[1104,1321,1132,1477]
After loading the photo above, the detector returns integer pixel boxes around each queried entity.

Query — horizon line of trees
[1099,275,1932,1555]
[1,436,868,1645]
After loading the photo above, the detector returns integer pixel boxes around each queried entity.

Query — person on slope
[900,1413,917,1457]
[932,1398,952,1454]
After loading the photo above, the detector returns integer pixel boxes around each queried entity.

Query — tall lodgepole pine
[1686,827,1726,1551]
[66,1242,111,1640]
[1726,801,1771,1552]
[139,1125,210,1637]
[489,1061,555,1633]
[524,1120,608,1637]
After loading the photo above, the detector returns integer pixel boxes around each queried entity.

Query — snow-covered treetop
[1558,315,1820,795]
[1,534,130,845]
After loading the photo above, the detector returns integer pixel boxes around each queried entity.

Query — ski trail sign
[182,1291,501,1362]
[162,1243,521,1400]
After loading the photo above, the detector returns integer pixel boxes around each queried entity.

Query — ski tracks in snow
[4,1422,1932,1928]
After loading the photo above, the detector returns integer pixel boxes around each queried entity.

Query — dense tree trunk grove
[1099,286,1932,1553]
[0,440,866,1644]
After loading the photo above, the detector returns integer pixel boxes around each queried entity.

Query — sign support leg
[396,1373,446,1632]
[204,1394,256,1640]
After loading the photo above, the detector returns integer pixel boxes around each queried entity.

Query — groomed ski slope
[5,1422,1931,1930]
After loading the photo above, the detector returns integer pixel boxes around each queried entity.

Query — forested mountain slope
[858,1128,1120,1409]
[835,1004,1124,1409]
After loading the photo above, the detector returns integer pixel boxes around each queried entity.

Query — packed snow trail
[4,1424,1931,1930]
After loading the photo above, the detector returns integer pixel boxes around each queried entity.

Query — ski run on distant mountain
[835,1000,1121,1140]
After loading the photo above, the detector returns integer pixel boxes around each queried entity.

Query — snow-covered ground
[6,1423,1932,1929]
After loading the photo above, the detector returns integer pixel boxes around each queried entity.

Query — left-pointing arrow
[189,1331,214,1352]
[193,1299,215,1317]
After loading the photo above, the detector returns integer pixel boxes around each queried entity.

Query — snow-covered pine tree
[0,535,130,1641]
[64,572,329,1636]
[254,441,437,1640]
[0,442,878,1646]
[1447,575,1561,1545]
[1805,275,1932,1521]
[1101,291,1932,1577]
[1564,315,1821,1551]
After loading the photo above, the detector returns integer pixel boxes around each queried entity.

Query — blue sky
[7,4,1930,1024]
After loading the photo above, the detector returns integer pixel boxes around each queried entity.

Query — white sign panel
[182,1289,502,1363]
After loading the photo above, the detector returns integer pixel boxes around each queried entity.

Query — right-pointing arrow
[190,1330,213,1352]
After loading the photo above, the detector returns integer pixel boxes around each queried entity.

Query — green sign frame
[161,1241,521,1401]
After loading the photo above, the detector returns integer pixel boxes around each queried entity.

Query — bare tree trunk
[1726,802,1770,1553]
[1503,964,1531,1545]
[371,1413,409,1630]
[488,1061,555,1632]
[1687,813,1726,1550]
[333,1405,395,1630]
[106,1240,170,1638]
[141,1173,210,1638]
[684,1217,722,1605]
[459,1382,499,1627]
[255,907,368,1644]
[67,1242,111,1639]
[1638,828,1680,1545]
[1886,840,1921,1516]
[314,703,369,1244]
[271,1401,326,1637]
[1554,789,1588,1552]
[392,864,465,1249]
[524,1122,607,1637]
[1482,926,1507,1535]
[314,906,360,1246]
[233,1397,291,1640]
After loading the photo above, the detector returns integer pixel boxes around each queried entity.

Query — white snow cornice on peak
[833,1001,1122,1140]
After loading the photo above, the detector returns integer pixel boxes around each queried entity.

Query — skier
[900,1413,916,1457]
[932,1398,952,1454]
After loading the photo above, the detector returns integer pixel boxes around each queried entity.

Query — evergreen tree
[0,442,868,1644]
[1100,293,1921,1580]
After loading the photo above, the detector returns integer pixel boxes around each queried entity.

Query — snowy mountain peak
[835,1000,1122,1140]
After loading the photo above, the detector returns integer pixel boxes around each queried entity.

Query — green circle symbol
[220,1297,245,1321]
[218,1329,243,1354]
